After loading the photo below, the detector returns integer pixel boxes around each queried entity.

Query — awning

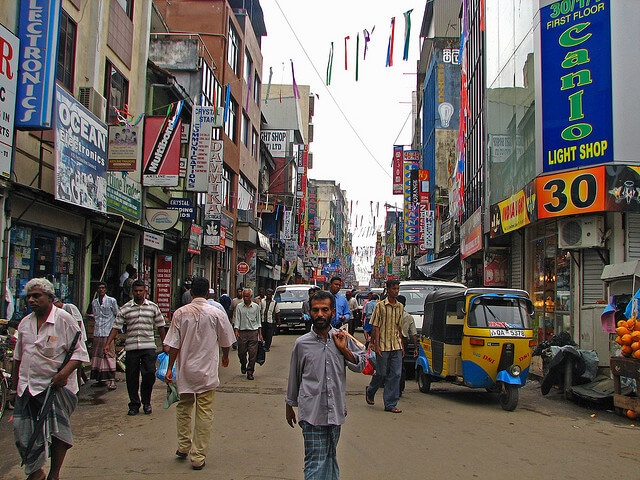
[416,254,458,278]
[601,260,640,281]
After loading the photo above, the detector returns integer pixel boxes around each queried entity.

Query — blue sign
[16,0,61,128]
[169,197,195,219]
[540,0,613,172]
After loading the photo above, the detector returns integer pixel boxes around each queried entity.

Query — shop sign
[54,85,108,213]
[0,25,18,178]
[214,227,226,252]
[168,198,194,219]
[540,0,613,173]
[440,217,456,248]
[434,38,461,131]
[392,145,403,194]
[484,252,508,287]
[461,208,482,259]
[15,0,60,128]
[145,208,180,231]
[295,145,308,248]
[282,209,293,240]
[106,172,141,219]
[314,274,326,282]
[606,166,640,211]
[396,215,408,256]
[419,170,430,205]
[285,241,297,262]
[186,106,223,191]
[156,255,172,321]
[107,124,139,170]
[418,206,435,253]
[403,152,420,244]
[203,219,221,247]
[258,231,271,252]
[490,181,537,237]
[143,231,164,250]
[204,140,223,220]
[260,129,289,157]
[220,212,234,239]
[187,224,202,254]
[272,265,281,280]
[537,166,605,219]
[142,101,183,186]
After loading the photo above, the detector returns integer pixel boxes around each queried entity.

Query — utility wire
[273,0,392,180]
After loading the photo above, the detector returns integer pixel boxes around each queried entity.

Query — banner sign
[461,207,482,259]
[537,166,605,219]
[410,169,420,204]
[16,0,60,128]
[396,215,407,256]
[156,255,172,321]
[540,0,613,172]
[419,170,430,205]
[418,206,435,253]
[393,145,404,194]
[54,85,108,212]
[307,186,319,230]
[168,198,194,220]
[106,171,141,219]
[108,124,139,170]
[283,209,293,240]
[434,38,461,130]
[0,25,18,178]
[295,145,308,248]
[187,224,202,254]
[204,140,224,220]
[440,217,457,248]
[260,129,289,157]
[142,101,183,186]
[490,180,537,237]
[186,106,222,191]
[215,226,226,252]
[403,153,420,244]
[285,240,298,262]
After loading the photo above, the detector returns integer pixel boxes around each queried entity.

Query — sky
[260,0,425,284]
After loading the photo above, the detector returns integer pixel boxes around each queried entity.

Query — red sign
[237,262,249,275]
[419,170,430,205]
[142,107,183,186]
[213,226,226,252]
[393,145,404,194]
[314,275,326,282]
[156,255,172,321]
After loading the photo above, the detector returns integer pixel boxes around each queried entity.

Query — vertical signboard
[187,225,202,254]
[283,209,293,240]
[142,101,183,186]
[434,38,461,130]
[156,255,172,322]
[108,125,139,171]
[393,145,404,194]
[461,208,483,259]
[205,140,224,220]
[418,206,435,253]
[540,0,613,172]
[15,0,61,128]
[54,85,108,212]
[186,106,223,191]
[295,145,308,249]
[0,25,19,178]
[403,150,420,243]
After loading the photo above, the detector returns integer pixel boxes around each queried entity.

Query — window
[251,128,258,158]
[241,114,250,147]
[221,167,233,210]
[201,62,221,107]
[228,23,240,75]
[244,50,253,85]
[104,60,129,124]
[116,0,134,19]
[253,75,261,104]
[225,97,238,143]
[57,10,76,91]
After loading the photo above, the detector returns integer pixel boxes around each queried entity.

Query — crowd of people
[9,275,412,480]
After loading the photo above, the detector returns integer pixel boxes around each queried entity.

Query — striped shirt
[113,299,166,351]
[370,298,404,351]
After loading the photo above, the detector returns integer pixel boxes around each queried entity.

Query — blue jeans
[366,349,403,410]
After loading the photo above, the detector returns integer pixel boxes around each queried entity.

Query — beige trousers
[176,390,216,465]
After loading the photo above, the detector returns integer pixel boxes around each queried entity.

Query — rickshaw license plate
[490,329,525,337]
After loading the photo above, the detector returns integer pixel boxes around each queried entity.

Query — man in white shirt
[260,288,280,352]
[90,282,119,389]
[164,277,235,471]
[233,288,262,380]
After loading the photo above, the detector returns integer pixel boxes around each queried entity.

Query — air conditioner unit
[78,87,106,121]
[254,216,262,230]
[558,216,604,249]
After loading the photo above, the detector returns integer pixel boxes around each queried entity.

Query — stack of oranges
[615,319,640,359]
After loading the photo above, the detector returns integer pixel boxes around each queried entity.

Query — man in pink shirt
[164,277,235,471]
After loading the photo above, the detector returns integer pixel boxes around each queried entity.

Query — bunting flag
[326,42,334,85]
[403,9,413,61]
[480,0,485,31]
[223,84,231,122]
[246,70,252,111]
[344,36,350,70]
[355,33,360,81]
[386,17,395,67]
[363,27,374,59]
[265,66,273,104]
[291,60,300,99]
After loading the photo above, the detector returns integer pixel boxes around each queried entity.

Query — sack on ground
[256,341,266,366]
[156,352,176,381]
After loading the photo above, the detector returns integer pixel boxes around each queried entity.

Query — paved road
[1,331,637,479]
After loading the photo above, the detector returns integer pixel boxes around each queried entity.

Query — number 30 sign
[537,166,605,219]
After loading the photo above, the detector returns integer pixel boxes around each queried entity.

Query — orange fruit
[615,336,625,346]
[632,331,640,342]
[621,334,633,346]
[621,345,633,356]
[618,320,628,328]
[616,326,631,336]
[635,322,640,332]
[627,319,637,330]
[627,410,638,419]
[634,349,640,360]
[632,342,640,352]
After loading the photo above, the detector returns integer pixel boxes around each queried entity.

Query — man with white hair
[232,288,262,380]
[11,278,90,480]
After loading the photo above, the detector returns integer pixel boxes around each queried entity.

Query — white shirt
[119,271,129,287]
[164,298,236,394]
[61,303,88,343]
[260,298,280,323]
[15,306,90,396]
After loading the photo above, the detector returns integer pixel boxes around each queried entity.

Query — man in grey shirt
[286,291,366,479]
[233,288,263,380]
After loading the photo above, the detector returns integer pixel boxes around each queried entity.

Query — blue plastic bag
[156,352,176,382]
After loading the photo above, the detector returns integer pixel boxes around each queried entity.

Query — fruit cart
[610,356,640,417]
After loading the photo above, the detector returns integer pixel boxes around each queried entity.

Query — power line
[272,0,392,180]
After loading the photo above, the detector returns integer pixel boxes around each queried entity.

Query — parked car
[274,284,315,332]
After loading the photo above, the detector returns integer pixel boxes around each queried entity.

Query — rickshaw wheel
[499,383,519,411]
[417,368,432,393]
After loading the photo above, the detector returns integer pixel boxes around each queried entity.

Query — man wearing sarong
[90,282,119,389]
[11,278,89,480]
[164,277,235,470]
[286,291,366,480]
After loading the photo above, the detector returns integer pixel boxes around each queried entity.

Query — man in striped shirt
[104,280,167,416]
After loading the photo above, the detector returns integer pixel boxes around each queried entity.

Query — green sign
[107,172,141,219]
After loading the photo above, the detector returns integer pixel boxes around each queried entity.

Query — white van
[274,284,316,332]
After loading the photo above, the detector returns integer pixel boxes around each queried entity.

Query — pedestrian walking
[90,282,119,389]
[362,293,378,346]
[254,287,266,305]
[232,288,262,380]
[346,291,359,335]
[181,277,193,307]
[260,288,280,351]
[219,288,232,314]
[228,287,243,320]
[397,295,419,395]
[122,268,137,305]
[286,290,366,480]
[365,279,405,413]
[207,289,228,315]
[164,277,235,471]
[11,278,90,480]
[104,280,167,415]
[53,297,89,387]
[328,277,350,328]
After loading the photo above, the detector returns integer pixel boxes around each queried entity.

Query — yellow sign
[498,190,530,233]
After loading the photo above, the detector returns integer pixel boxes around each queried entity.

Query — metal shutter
[582,249,604,305]
[510,232,523,289]
[627,213,640,259]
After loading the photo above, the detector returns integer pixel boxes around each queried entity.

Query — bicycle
[0,332,16,421]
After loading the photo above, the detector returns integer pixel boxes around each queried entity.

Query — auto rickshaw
[415,288,536,411]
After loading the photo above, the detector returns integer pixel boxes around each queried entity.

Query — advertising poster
[187,225,202,254]
[393,145,404,194]
[403,152,420,244]
[142,101,183,186]
[186,106,222,191]
[108,124,139,170]
[156,255,172,321]
[54,85,108,213]
[0,24,18,178]
[540,0,613,172]
[204,140,224,220]
[434,38,461,130]
[106,171,141,219]
[484,252,508,287]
